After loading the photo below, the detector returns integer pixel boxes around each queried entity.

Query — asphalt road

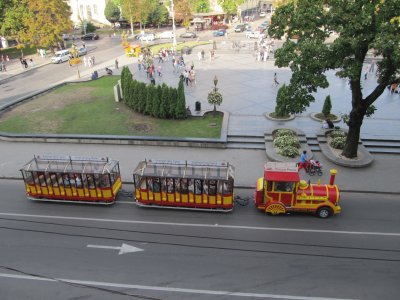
[0,180,399,300]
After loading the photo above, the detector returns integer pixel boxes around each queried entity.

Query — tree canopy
[104,1,121,25]
[269,0,400,158]
[1,0,72,48]
[217,0,245,15]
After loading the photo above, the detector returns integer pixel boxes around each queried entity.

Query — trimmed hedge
[120,66,187,119]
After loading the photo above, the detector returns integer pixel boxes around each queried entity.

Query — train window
[99,175,110,188]
[147,178,153,191]
[49,173,58,187]
[62,174,71,187]
[110,172,116,185]
[161,178,167,192]
[275,182,294,192]
[181,179,188,194]
[87,174,95,189]
[153,178,161,193]
[266,181,273,192]
[194,179,202,195]
[74,174,83,188]
[167,178,174,193]
[188,179,194,193]
[23,171,34,184]
[222,181,232,195]
[208,180,217,195]
[36,172,46,187]
[174,178,180,192]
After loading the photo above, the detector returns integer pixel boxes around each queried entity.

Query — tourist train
[20,155,341,218]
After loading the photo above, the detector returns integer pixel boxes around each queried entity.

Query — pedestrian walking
[369,60,375,73]
[91,56,95,65]
[1,61,6,72]
[272,73,279,86]
[115,58,119,69]
[29,59,35,67]
[201,49,205,60]
[157,65,162,77]
[197,51,202,61]
[138,58,142,71]
[364,66,368,80]
[83,56,87,67]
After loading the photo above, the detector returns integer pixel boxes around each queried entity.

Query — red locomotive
[254,162,341,218]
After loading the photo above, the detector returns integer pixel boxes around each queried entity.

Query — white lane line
[0,272,357,300]
[0,212,399,237]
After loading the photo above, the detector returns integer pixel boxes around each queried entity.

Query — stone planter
[265,112,295,122]
[316,128,374,167]
[265,126,313,162]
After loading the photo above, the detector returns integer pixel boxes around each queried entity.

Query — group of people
[82,55,96,67]
[181,65,196,87]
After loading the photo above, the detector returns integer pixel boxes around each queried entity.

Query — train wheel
[316,207,332,218]
[266,203,286,215]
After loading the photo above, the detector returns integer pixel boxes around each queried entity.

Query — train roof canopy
[20,155,119,174]
[133,159,235,180]
[264,162,300,182]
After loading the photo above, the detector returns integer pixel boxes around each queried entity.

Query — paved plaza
[1,38,400,194]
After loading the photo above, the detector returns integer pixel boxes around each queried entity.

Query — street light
[171,0,177,50]
[213,75,218,91]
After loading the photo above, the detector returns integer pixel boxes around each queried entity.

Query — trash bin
[195,101,201,111]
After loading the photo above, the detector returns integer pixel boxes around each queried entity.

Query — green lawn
[0,76,222,138]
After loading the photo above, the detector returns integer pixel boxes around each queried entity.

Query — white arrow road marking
[87,243,143,255]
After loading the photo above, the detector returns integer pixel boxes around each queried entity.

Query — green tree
[144,84,154,115]
[174,0,193,29]
[217,0,245,15]
[274,84,291,117]
[193,0,210,13]
[168,87,178,118]
[1,0,28,45]
[137,82,147,113]
[152,85,161,117]
[159,83,169,118]
[148,3,169,28]
[175,78,187,119]
[268,0,400,158]
[16,0,72,49]
[104,1,121,28]
[322,95,332,117]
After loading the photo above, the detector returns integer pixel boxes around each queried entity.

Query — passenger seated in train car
[181,179,188,193]
[147,178,153,191]
[99,175,111,188]
[194,179,202,195]
[167,178,174,193]
[153,178,161,192]
[63,174,71,186]
[208,180,217,195]
[188,179,194,194]
[174,178,181,192]
[275,181,294,192]
[87,174,95,189]
[75,175,82,187]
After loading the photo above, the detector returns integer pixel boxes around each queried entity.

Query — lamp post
[213,75,218,92]
[171,0,177,50]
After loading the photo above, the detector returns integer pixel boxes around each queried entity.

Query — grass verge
[0,76,222,138]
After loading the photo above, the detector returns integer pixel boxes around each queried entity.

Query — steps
[227,134,400,154]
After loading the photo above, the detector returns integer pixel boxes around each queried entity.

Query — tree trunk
[130,17,134,36]
[341,107,365,158]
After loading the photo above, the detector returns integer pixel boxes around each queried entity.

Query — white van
[51,50,70,64]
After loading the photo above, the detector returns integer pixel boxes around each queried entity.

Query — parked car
[157,31,175,39]
[62,34,70,41]
[259,11,266,17]
[213,29,226,37]
[180,32,197,38]
[234,24,246,32]
[51,50,70,64]
[139,33,155,42]
[245,31,261,39]
[81,33,99,40]
[256,26,266,33]
[77,47,87,56]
